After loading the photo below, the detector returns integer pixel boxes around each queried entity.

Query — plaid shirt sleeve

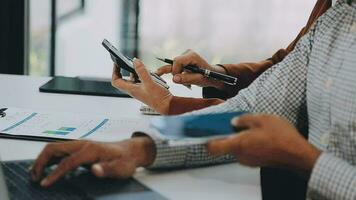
[143,26,314,170]
[307,153,356,200]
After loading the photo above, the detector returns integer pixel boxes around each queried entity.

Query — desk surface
[0,74,261,200]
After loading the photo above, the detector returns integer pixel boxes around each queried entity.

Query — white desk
[0,74,261,200]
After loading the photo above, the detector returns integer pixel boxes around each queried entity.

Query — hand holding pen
[155,50,237,89]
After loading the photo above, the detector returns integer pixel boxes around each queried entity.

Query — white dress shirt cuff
[307,152,356,200]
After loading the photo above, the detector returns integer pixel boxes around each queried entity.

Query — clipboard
[0,133,70,142]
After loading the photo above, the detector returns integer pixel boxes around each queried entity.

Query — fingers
[111,66,139,93]
[112,65,133,90]
[112,78,138,94]
[111,63,142,95]
[172,56,190,75]
[133,58,153,84]
[173,73,205,85]
[181,49,192,55]
[91,159,136,179]
[155,65,172,76]
[40,148,99,187]
[155,50,196,76]
[207,133,247,156]
[171,50,198,75]
[112,65,122,81]
[129,73,139,83]
[231,114,264,128]
[31,141,84,182]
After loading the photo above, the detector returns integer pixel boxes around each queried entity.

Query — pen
[156,57,238,85]
[0,108,7,118]
[0,108,7,113]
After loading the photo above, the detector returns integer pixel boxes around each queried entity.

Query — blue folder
[150,111,248,139]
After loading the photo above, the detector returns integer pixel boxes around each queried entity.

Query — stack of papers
[0,107,151,142]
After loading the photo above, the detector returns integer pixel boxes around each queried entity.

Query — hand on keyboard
[30,137,155,188]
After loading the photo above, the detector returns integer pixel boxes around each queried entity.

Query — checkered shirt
[142,1,356,199]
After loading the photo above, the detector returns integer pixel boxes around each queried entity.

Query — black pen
[0,108,7,113]
[156,57,238,85]
[0,108,7,117]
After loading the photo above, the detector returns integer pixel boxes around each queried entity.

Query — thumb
[91,159,136,178]
[133,58,152,84]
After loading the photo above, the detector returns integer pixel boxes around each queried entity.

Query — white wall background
[55,0,121,78]
[54,0,316,78]
[140,0,316,67]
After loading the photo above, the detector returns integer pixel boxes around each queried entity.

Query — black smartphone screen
[102,39,136,75]
[102,39,169,89]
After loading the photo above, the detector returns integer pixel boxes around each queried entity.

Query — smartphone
[150,111,249,139]
[102,39,169,89]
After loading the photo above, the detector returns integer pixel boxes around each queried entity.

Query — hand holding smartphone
[102,39,169,89]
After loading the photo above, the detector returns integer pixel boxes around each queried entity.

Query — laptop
[0,160,167,200]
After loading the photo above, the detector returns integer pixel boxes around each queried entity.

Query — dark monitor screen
[39,76,131,98]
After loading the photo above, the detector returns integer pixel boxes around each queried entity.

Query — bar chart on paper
[43,127,77,136]
[0,107,151,141]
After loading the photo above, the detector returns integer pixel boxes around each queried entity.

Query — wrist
[250,60,274,76]
[154,94,173,115]
[206,65,227,90]
[212,64,228,74]
[131,136,156,167]
[302,145,321,171]
[289,142,321,172]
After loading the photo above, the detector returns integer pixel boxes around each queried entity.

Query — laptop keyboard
[2,160,167,200]
[2,161,88,200]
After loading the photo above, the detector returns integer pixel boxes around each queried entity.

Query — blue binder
[150,111,248,139]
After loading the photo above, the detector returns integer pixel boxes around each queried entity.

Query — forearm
[147,136,235,169]
[223,59,274,79]
[212,60,275,98]
[167,96,225,115]
[132,131,236,170]
[282,141,321,179]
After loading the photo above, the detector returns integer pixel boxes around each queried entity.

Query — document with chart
[0,107,151,142]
